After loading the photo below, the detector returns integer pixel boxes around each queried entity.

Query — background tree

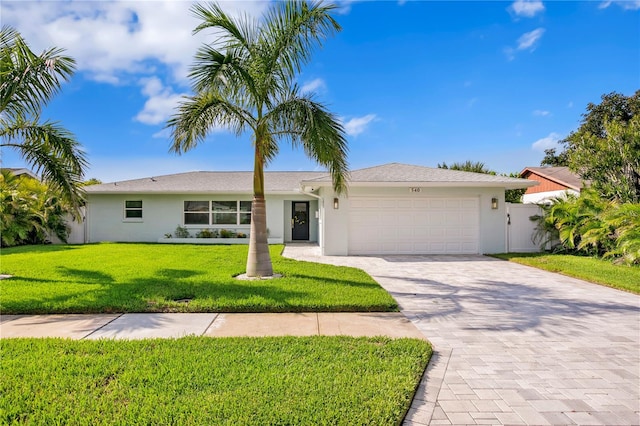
[0,26,87,215]
[540,148,569,167]
[551,90,639,202]
[437,161,492,174]
[168,2,348,277]
[81,178,102,186]
[437,161,525,203]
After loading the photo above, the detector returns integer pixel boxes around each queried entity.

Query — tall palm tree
[0,25,87,215]
[168,1,349,277]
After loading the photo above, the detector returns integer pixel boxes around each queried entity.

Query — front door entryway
[291,201,310,240]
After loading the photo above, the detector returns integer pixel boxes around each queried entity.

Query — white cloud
[517,28,545,51]
[467,98,479,108]
[533,109,551,116]
[531,132,562,152]
[1,1,268,84]
[509,0,545,17]
[342,114,377,136]
[567,101,574,108]
[135,77,187,125]
[599,0,640,10]
[506,27,545,60]
[300,78,327,94]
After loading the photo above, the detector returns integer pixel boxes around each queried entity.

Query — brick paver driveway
[284,247,640,425]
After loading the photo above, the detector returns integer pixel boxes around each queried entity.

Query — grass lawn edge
[490,253,640,295]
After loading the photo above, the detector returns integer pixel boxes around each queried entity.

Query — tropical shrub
[219,229,236,238]
[0,170,71,247]
[532,190,640,265]
[174,225,190,238]
[196,229,217,238]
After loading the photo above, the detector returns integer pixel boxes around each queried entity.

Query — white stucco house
[84,163,536,255]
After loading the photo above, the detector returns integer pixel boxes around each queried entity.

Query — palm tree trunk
[246,149,273,277]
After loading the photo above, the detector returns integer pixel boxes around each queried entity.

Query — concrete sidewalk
[0,312,426,340]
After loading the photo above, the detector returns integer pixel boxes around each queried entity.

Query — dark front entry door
[292,201,310,241]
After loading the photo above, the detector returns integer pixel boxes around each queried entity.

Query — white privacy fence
[506,203,543,253]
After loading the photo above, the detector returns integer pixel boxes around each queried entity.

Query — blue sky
[2,0,638,182]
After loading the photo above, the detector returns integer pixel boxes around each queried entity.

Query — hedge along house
[84,163,536,255]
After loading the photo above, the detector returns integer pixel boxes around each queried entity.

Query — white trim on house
[522,189,579,204]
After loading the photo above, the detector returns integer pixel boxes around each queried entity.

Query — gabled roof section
[85,171,326,194]
[519,166,585,191]
[302,163,536,189]
[1,168,38,180]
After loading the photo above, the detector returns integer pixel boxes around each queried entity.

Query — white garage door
[348,197,480,255]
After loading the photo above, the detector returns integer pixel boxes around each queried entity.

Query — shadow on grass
[1,245,82,256]
[0,269,314,314]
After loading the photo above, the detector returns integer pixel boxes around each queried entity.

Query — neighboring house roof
[85,171,326,194]
[1,168,38,180]
[519,166,585,192]
[302,163,536,189]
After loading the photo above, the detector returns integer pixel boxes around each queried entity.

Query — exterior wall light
[491,197,498,210]
[333,198,339,209]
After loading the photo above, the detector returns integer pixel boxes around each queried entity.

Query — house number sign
[409,187,421,193]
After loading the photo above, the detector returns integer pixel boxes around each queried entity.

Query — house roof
[519,166,584,191]
[0,168,38,179]
[86,163,536,195]
[85,171,326,194]
[302,163,536,190]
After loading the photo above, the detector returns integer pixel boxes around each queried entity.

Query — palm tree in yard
[0,26,87,215]
[168,1,349,277]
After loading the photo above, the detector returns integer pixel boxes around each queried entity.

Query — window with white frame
[124,200,143,219]
[184,201,251,225]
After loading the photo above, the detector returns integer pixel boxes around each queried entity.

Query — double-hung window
[184,201,251,225]
[124,200,143,220]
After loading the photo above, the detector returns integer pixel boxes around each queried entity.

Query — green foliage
[437,160,493,174]
[540,148,569,167]
[437,161,525,203]
[1,336,431,425]
[174,225,190,238]
[570,116,640,202]
[0,170,71,247]
[219,228,235,238]
[531,190,640,265]
[195,228,217,238]
[492,253,640,293]
[81,178,102,186]
[556,90,640,202]
[0,25,87,214]
[0,244,398,314]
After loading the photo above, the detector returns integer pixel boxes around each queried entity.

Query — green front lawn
[1,336,431,425]
[492,253,640,294]
[0,244,397,314]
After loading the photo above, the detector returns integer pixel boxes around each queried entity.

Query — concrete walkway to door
[283,245,640,425]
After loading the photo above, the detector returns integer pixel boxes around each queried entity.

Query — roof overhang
[301,180,538,190]
[85,189,304,196]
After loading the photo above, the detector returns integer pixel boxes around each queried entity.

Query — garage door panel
[349,197,479,255]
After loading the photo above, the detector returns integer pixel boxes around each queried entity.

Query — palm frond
[262,1,341,81]
[0,25,75,118]
[0,115,86,215]
[265,94,349,194]
[167,91,253,154]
